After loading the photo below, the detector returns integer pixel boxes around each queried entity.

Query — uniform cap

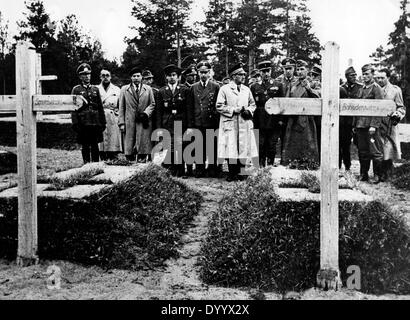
[281,57,296,67]
[361,64,374,73]
[229,63,246,76]
[250,69,261,78]
[196,60,211,71]
[257,61,272,71]
[183,64,197,76]
[296,59,309,67]
[345,66,357,75]
[163,64,182,76]
[311,65,322,75]
[142,70,154,78]
[77,63,91,75]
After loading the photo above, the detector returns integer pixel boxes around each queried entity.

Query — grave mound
[0,164,202,269]
[200,169,410,295]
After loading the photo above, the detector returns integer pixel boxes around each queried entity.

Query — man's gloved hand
[241,109,253,120]
[140,112,149,129]
[390,111,401,126]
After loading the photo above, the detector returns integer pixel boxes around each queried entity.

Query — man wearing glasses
[216,63,258,182]
[97,69,122,161]
[186,61,221,178]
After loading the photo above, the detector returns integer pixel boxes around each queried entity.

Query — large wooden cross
[0,41,80,266]
[265,42,396,289]
[0,41,396,290]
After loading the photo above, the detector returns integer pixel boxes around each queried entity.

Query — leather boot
[371,160,382,184]
[359,160,370,182]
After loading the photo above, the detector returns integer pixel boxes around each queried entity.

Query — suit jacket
[187,80,220,129]
[118,83,155,155]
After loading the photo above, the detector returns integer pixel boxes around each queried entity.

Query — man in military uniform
[182,64,197,89]
[375,68,406,181]
[71,63,106,164]
[339,66,362,171]
[309,65,322,91]
[353,64,384,183]
[282,59,320,166]
[156,64,190,177]
[186,61,221,177]
[250,61,284,167]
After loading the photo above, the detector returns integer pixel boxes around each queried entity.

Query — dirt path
[2,166,410,300]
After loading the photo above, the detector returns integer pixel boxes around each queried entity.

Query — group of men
[71,56,405,183]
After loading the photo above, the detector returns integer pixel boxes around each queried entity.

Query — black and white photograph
[1,0,410,305]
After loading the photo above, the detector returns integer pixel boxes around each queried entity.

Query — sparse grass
[391,162,410,191]
[0,164,202,270]
[45,166,106,191]
[200,170,410,295]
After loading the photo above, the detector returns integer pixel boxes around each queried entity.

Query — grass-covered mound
[200,170,410,295]
[0,164,202,269]
[391,162,410,191]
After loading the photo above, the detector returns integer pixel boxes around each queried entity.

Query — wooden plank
[317,41,342,290]
[340,99,396,116]
[265,98,396,116]
[265,98,322,115]
[38,75,58,81]
[33,95,80,112]
[0,95,17,112]
[16,41,38,266]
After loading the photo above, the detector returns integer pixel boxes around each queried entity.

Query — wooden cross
[0,41,397,290]
[265,42,396,289]
[0,41,80,266]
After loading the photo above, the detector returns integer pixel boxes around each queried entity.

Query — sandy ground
[1,148,410,299]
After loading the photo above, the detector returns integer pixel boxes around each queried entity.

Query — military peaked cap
[281,57,296,67]
[311,65,322,75]
[163,64,182,76]
[182,64,197,76]
[345,66,357,75]
[77,63,91,75]
[296,59,309,67]
[361,64,374,73]
[250,69,261,77]
[257,61,272,71]
[142,70,154,78]
[196,61,211,70]
[229,63,246,76]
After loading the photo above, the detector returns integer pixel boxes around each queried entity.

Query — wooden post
[317,41,342,290]
[16,41,38,266]
[35,53,43,120]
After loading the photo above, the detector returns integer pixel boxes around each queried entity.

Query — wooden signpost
[0,41,397,289]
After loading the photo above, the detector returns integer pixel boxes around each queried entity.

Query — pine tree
[14,0,56,50]
[126,0,193,85]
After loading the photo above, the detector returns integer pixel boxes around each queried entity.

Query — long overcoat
[216,81,258,160]
[97,83,122,152]
[379,82,406,160]
[118,83,155,156]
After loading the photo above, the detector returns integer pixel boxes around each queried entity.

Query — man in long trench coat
[118,67,155,162]
[216,63,258,182]
[375,68,406,181]
[97,69,122,160]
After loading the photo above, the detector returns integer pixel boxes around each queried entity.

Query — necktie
[135,85,139,98]
[202,82,206,88]
[237,85,241,92]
